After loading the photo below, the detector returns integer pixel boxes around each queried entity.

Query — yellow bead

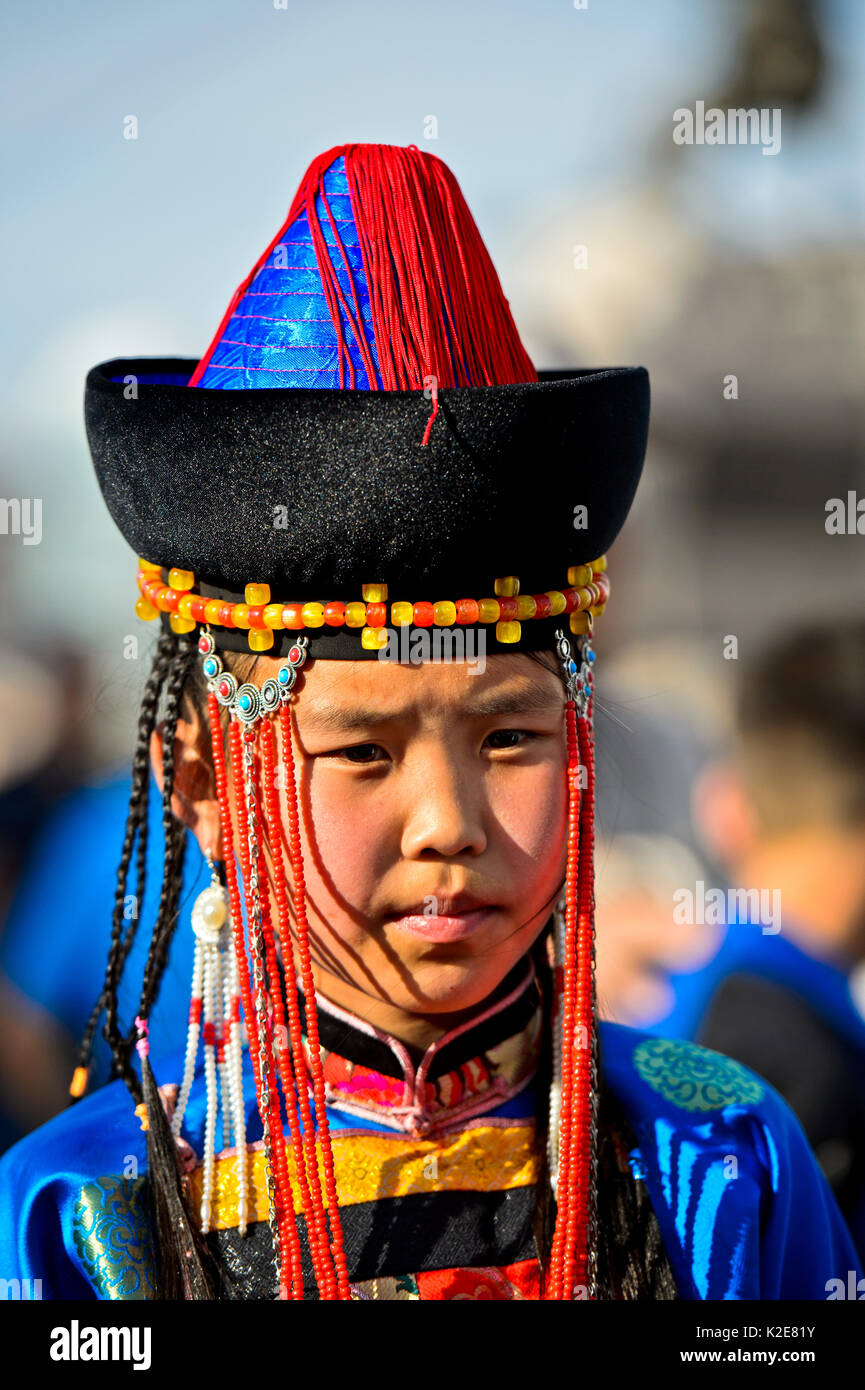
[69,1066,89,1099]
[590,555,607,573]
[302,602,325,628]
[391,601,413,626]
[345,601,367,628]
[248,627,275,652]
[545,590,567,617]
[170,613,196,634]
[567,564,593,587]
[576,587,593,611]
[177,594,195,619]
[496,620,521,644]
[168,568,194,591]
[570,612,592,635]
[263,603,285,629]
[245,582,271,606]
[590,602,607,617]
[204,599,223,625]
[516,595,537,621]
[361,625,389,650]
[232,604,250,630]
[361,582,388,603]
[494,575,519,597]
[478,598,501,623]
[433,600,457,626]
[135,596,159,622]
[138,557,161,574]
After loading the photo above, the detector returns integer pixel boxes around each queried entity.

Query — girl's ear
[150,715,223,859]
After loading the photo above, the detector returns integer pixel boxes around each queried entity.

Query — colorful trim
[134,560,610,650]
[187,1119,538,1232]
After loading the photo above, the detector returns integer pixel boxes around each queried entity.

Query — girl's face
[264,650,569,1044]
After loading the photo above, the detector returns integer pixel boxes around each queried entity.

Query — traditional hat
[81,143,649,1302]
[85,144,647,658]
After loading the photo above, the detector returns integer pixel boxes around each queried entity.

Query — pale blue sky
[0,0,862,655]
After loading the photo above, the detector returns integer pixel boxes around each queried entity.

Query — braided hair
[77,632,217,1296]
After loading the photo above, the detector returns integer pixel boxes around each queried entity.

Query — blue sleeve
[750,1089,862,1299]
[0,1082,154,1301]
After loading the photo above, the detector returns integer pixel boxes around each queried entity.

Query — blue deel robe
[0,1017,859,1301]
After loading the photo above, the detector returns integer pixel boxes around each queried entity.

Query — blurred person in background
[682,622,865,1255]
[0,772,200,1149]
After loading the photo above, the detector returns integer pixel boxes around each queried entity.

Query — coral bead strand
[546,695,581,1298]
[259,717,337,1299]
[277,704,352,1300]
[229,723,304,1300]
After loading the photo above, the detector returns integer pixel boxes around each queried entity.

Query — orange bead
[494,576,519,597]
[204,599,224,625]
[177,594,195,619]
[477,598,501,623]
[232,604,250,630]
[263,603,285,629]
[361,582,388,603]
[135,596,159,622]
[516,595,537,621]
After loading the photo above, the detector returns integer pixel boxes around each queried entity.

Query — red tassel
[228,721,303,1300]
[546,686,597,1301]
[259,718,338,1299]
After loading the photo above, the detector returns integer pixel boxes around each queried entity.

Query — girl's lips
[389,907,495,943]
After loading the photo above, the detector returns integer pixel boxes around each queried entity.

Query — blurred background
[1,0,864,1237]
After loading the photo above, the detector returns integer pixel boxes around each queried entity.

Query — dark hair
[81,634,675,1299]
[739,619,865,826]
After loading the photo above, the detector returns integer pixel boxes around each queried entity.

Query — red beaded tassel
[545,644,598,1301]
[227,720,304,1300]
[259,717,339,1299]
[277,703,352,1300]
[545,696,581,1299]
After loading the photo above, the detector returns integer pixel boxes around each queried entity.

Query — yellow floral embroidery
[188,1120,538,1231]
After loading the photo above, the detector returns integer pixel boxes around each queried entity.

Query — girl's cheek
[302,774,395,902]
[488,763,567,858]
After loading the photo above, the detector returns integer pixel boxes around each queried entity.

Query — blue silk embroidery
[196,156,382,391]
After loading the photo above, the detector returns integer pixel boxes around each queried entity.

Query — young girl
[0,144,856,1300]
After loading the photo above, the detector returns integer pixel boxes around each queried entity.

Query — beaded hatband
[133,558,610,652]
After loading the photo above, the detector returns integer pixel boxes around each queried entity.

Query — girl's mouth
[388,906,496,943]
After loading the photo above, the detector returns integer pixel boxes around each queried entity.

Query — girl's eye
[339,743,387,764]
[485,728,535,750]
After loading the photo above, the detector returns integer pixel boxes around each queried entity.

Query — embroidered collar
[308,959,543,1138]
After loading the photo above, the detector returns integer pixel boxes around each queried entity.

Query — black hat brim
[85,360,648,598]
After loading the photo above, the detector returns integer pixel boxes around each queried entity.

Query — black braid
[75,634,175,1092]
[130,637,197,1042]
[102,639,195,1095]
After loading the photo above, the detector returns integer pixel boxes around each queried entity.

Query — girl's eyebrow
[299,684,563,734]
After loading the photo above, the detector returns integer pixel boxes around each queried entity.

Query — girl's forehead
[294,652,563,721]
